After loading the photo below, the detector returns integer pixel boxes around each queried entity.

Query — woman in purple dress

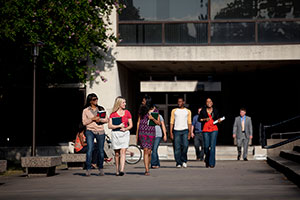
[136,96,160,176]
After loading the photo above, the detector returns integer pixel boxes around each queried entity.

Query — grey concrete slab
[0,161,299,200]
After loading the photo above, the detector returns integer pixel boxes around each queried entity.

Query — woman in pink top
[108,96,133,176]
[82,93,108,176]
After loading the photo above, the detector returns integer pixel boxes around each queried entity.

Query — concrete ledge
[62,154,86,169]
[21,156,62,176]
[0,160,7,173]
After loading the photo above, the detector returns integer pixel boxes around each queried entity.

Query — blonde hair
[112,96,125,113]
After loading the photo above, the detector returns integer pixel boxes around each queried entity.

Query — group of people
[77,93,253,176]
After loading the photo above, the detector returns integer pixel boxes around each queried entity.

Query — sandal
[145,171,150,176]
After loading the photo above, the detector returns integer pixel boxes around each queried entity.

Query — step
[267,156,300,187]
[280,150,300,164]
[293,146,300,153]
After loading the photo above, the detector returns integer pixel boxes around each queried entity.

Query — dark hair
[240,107,247,112]
[139,95,154,118]
[84,93,98,108]
[178,97,184,101]
[78,122,86,133]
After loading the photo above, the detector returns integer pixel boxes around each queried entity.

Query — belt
[242,131,246,133]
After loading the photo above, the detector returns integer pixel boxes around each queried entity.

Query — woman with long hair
[198,98,221,168]
[136,96,160,175]
[108,96,133,176]
[82,93,108,176]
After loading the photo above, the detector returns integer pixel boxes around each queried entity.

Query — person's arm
[136,117,140,144]
[82,109,99,126]
[187,110,192,140]
[149,113,161,126]
[99,116,108,124]
[233,118,237,138]
[161,120,167,142]
[79,132,87,147]
[120,118,133,132]
[249,117,253,139]
[191,125,195,138]
[170,109,175,140]
[198,109,209,122]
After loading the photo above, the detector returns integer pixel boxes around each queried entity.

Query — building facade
[87,0,300,145]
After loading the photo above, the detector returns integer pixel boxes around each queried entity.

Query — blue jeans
[151,137,162,167]
[203,131,218,167]
[85,130,105,170]
[174,129,189,166]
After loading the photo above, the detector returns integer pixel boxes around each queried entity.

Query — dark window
[257,0,300,19]
[119,0,208,21]
[258,21,300,43]
[211,22,255,44]
[165,23,208,44]
[119,24,162,44]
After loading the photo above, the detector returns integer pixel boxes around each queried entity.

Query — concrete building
[87,0,300,145]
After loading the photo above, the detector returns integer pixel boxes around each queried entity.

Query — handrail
[260,115,300,149]
[271,131,300,139]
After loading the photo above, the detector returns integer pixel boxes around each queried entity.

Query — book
[97,111,106,118]
[213,116,225,125]
[148,112,159,126]
[112,117,122,131]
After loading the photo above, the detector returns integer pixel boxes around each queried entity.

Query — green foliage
[0,0,124,83]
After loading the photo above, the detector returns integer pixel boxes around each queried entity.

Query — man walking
[170,97,192,168]
[191,107,204,161]
[233,108,253,161]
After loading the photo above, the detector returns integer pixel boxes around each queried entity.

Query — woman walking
[108,96,133,176]
[82,93,108,176]
[136,96,160,175]
[198,98,221,168]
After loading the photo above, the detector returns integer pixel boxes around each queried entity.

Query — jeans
[194,132,204,160]
[203,131,218,167]
[174,129,189,166]
[151,137,162,167]
[76,145,98,164]
[85,130,105,170]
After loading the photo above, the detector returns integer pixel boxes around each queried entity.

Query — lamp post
[31,42,43,156]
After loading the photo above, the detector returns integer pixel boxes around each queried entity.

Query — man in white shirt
[170,98,192,168]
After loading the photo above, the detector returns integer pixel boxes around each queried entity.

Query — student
[82,93,108,176]
[170,97,192,168]
[191,107,204,161]
[136,96,160,175]
[108,96,133,176]
[233,108,253,161]
[198,98,221,168]
[151,109,167,169]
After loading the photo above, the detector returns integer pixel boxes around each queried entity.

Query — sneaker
[176,165,182,168]
[86,170,91,177]
[183,162,187,168]
[99,169,105,176]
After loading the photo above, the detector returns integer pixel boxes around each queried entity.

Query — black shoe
[244,158,248,161]
[119,171,125,176]
[237,156,240,161]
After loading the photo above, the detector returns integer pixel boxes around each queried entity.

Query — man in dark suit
[233,108,253,161]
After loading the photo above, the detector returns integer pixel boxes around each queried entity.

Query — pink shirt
[82,107,105,134]
[109,110,132,128]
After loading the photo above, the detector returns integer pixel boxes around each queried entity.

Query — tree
[0,0,124,84]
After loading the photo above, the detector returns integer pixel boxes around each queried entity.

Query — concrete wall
[267,139,300,157]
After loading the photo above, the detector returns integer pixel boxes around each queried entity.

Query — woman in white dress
[108,96,133,176]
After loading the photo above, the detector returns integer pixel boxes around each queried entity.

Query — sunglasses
[92,98,98,101]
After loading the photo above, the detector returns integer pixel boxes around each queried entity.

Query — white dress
[111,130,130,149]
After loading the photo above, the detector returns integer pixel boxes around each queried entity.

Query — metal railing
[259,115,300,149]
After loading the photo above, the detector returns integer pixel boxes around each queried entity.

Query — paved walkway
[0,160,299,200]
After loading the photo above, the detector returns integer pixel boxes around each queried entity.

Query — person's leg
[173,131,182,166]
[202,132,210,167]
[237,137,242,160]
[181,130,189,164]
[120,148,127,173]
[199,132,205,160]
[85,130,95,172]
[209,131,218,167]
[95,134,105,170]
[151,137,161,167]
[243,138,249,160]
[114,149,120,175]
[194,133,201,160]
[144,148,150,174]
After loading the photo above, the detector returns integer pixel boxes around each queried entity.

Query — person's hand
[233,134,236,138]
[191,133,195,138]
[100,118,108,123]
[249,135,253,139]
[170,133,174,140]
[163,135,167,142]
[92,116,100,121]
[120,127,126,132]
[94,116,101,123]
[188,133,191,140]
[148,115,154,120]
[218,119,222,123]
[118,123,125,128]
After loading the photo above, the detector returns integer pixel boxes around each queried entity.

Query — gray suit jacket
[233,116,253,139]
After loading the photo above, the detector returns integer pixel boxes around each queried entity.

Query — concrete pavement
[0,160,299,200]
